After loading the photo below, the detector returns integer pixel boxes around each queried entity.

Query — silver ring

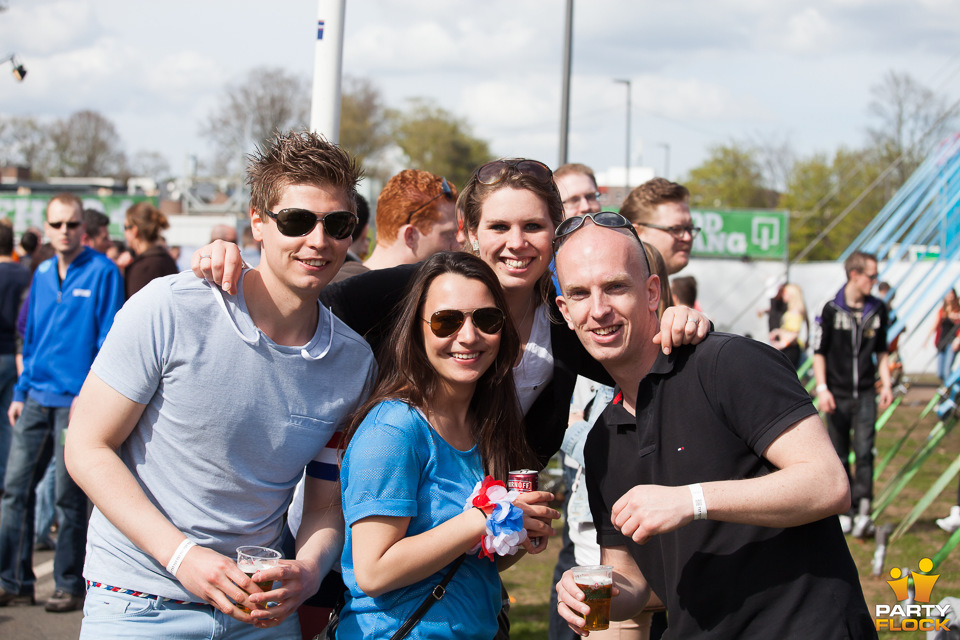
[686,318,698,325]
[200,254,212,260]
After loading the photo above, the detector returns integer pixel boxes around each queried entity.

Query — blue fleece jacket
[14,247,123,407]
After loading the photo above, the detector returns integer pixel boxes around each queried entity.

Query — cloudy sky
[2,0,959,185]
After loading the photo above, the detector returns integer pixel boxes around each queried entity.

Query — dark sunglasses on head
[264,208,358,239]
[406,177,454,225]
[553,211,652,275]
[47,221,82,230]
[426,307,505,338]
[474,159,553,186]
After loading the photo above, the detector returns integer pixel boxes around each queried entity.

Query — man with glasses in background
[619,178,700,276]
[65,131,376,638]
[360,169,459,275]
[813,250,892,538]
[555,163,604,218]
[0,194,123,612]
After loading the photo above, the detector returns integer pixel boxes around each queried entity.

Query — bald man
[552,216,874,638]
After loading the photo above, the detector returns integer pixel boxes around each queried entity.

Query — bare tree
[0,116,52,175]
[129,150,172,181]
[201,67,310,176]
[47,110,127,177]
[867,70,960,183]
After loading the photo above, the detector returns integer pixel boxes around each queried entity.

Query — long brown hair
[344,251,537,480]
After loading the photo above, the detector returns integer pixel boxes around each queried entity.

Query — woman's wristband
[815,384,828,393]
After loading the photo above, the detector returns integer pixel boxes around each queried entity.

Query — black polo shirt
[584,332,875,639]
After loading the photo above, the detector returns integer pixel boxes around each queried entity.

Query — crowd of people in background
[0,129,956,639]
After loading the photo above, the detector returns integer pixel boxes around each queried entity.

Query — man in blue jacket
[0,193,123,612]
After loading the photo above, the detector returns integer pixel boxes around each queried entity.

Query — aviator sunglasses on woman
[426,307,506,338]
[264,208,358,239]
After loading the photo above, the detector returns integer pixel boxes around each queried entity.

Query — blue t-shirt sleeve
[91,277,175,404]
[342,403,423,526]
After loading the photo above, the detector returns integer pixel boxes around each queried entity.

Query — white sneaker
[852,514,874,539]
[839,514,852,534]
[936,506,960,533]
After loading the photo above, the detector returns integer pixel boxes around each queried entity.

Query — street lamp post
[614,79,631,190]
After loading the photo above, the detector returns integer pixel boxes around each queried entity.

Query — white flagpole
[310,0,347,142]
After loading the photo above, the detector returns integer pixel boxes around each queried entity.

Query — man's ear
[556,294,576,330]
[250,209,264,242]
[402,224,420,251]
[647,274,661,312]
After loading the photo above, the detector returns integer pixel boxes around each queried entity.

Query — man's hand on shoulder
[611,484,694,544]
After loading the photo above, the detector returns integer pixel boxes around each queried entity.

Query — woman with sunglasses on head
[335,251,556,639]
[192,158,709,464]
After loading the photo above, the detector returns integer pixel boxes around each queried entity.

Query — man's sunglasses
[553,211,652,275]
[47,221,82,230]
[406,177,454,225]
[264,209,358,239]
[635,221,701,240]
[474,159,553,186]
[425,307,506,338]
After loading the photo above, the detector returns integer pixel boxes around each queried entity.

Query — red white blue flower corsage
[464,476,528,561]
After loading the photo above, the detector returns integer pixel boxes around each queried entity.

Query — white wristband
[166,538,197,576]
[816,384,829,393]
[688,483,708,521]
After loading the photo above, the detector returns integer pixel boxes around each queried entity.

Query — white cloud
[778,7,841,54]
[0,1,101,56]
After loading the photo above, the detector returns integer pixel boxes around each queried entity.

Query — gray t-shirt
[84,271,377,601]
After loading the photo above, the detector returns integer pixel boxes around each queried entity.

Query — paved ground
[0,545,83,639]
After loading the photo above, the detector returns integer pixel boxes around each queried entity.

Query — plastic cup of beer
[236,545,281,611]
[572,565,613,631]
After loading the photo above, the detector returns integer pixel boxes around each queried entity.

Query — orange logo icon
[886,557,939,603]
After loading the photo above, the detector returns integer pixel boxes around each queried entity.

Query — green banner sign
[0,194,157,238]
[690,209,788,260]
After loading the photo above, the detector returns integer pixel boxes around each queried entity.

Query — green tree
[390,99,492,188]
[339,76,393,181]
[682,142,777,210]
[781,147,893,261]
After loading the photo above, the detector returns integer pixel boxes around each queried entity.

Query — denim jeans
[0,354,17,492]
[34,458,58,545]
[938,348,957,384]
[0,396,88,596]
[79,587,301,639]
[826,393,877,506]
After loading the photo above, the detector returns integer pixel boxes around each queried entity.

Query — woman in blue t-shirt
[336,252,558,639]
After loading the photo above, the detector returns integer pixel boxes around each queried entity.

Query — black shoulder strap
[389,554,468,640]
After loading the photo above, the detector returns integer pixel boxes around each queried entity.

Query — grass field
[500,378,960,639]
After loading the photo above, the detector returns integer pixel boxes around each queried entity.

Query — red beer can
[508,469,540,544]
[508,469,539,493]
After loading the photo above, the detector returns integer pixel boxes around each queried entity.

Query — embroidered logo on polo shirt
[72,289,92,297]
